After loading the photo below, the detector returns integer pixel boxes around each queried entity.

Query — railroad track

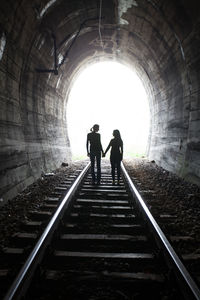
[1,161,200,300]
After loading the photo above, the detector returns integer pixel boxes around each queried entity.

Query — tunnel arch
[0,0,200,202]
[65,59,151,160]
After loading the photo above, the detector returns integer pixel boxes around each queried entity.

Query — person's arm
[104,141,112,156]
[120,140,123,160]
[99,134,104,155]
[86,134,90,156]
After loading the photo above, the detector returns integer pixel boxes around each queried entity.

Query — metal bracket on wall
[35,33,58,75]
[35,17,102,75]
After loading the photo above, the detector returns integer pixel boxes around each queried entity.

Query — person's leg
[90,153,96,183]
[117,160,121,184]
[110,158,115,184]
[96,152,101,184]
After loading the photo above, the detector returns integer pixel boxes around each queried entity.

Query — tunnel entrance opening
[67,61,150,160]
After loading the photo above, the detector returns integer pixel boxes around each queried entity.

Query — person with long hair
[104,129,123,185]
[86,124,104,185]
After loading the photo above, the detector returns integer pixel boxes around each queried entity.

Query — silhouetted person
[86,124,104,185]
[104,129,123,185]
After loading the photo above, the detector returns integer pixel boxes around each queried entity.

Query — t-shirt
[110,138,123,157]
[87,132,102,152]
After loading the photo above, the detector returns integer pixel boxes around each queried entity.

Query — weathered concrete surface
[0,1,72,203]
[0,0,200,202]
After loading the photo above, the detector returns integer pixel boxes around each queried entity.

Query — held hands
[88,152,106,157]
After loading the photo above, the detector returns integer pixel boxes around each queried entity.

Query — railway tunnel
[0,0,200,203]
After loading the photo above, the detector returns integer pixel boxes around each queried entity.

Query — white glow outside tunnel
[67,61,150,160]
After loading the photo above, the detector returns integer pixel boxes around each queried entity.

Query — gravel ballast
[0,157,200,254]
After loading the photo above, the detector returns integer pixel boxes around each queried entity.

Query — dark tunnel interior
[1,0,200,202]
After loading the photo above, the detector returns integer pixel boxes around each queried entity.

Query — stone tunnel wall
[0,1,71,203]
[145,1,200,185]
[1,0,200,204]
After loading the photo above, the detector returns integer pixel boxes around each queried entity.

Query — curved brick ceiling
[0,0,200,201]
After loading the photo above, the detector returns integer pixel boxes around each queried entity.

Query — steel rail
[4,162,91,300]
[121,162,200,300]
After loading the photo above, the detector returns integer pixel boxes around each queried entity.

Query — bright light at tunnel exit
[67,61,150,160]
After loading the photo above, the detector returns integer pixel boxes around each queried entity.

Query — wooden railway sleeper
[2,162,200,300]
